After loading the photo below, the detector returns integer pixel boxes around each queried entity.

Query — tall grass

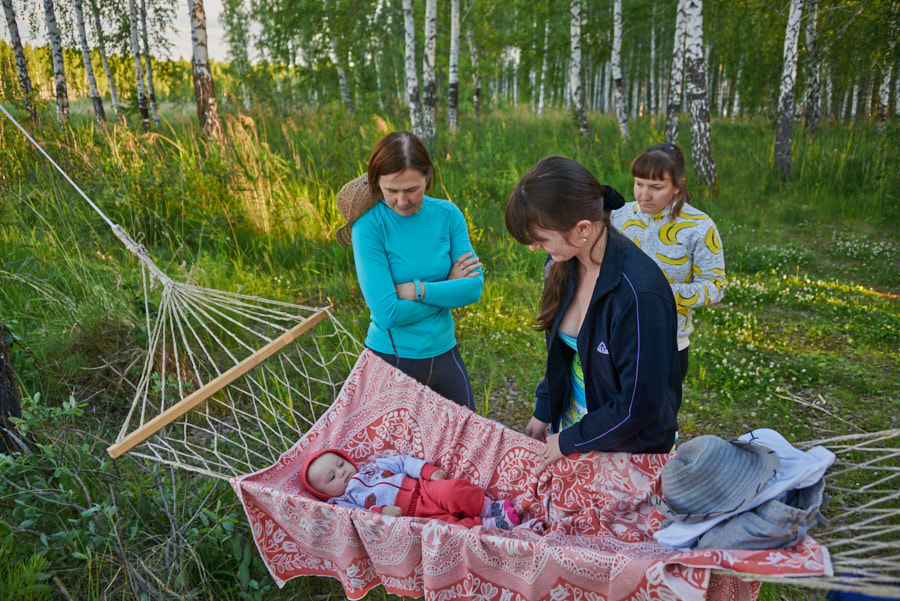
[1,100,898,599]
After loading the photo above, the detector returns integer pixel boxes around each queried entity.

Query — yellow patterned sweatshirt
[611,201,726,350]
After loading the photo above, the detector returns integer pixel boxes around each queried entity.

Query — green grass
[0,99,898,600]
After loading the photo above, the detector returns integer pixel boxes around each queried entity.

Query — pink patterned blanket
[231,350,831,601]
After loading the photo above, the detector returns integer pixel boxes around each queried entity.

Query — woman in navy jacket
[505,157,682,470]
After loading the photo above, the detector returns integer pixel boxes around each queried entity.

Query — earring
[582,237,587,242]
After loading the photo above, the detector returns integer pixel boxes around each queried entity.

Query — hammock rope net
[1,104,897,598]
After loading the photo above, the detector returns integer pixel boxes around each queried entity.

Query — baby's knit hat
[300,448,358,501]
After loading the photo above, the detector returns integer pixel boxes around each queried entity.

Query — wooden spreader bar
[106,307,331,459]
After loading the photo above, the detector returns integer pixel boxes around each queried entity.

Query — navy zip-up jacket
[535,229,682,454]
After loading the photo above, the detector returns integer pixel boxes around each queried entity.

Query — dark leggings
[370,345,475,410]
[679,347,690,382]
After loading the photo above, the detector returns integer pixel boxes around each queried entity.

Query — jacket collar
[550,228,627,336]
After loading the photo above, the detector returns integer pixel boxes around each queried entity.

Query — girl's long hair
[505,156,611,332]
[630,143,692,221]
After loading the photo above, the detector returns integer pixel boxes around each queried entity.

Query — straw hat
[335,174,377,247]
[651,435,781,521]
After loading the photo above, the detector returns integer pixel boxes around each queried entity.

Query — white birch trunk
[43,0,69,125]
[323,0,353,114]
[666,0,687,144]
[466,28,481,120]
[187,0,225,144]
[823,63,833,125]
[74,0,105,124]
[569,0,589,134]
[140,0,161,126]
[2,0,37,122]
[876,64,893,124]
[241,82,250,110]
[422,0,437,147]
[611,0,629,138]
[604,60,611,112]
[803,0,820,134]
[684,0,716,189]
[650,6,657,116]
[774,0,803,181]
[731,65,742,121]
[849,83,858,121]
[128,0,150,130]
[863,70,874,121]
[402,0,423,135]
[537,21,549,115]
[91,2,123,123]
[448,0,459,130]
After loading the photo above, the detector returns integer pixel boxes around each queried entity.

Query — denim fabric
[695,478,828,550]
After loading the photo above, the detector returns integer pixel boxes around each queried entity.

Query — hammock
[1,104,898,600]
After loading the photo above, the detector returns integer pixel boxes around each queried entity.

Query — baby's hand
[381,505,402,517]
[430,468,447,480]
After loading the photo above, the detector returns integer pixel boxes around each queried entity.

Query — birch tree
[665,0,687,144]
[91,1,123,123]
[537,20,549,115]
[43,0,69,125]
[402,0,423,136]
[569,0,589,135]
[611,0,629,138]
[803,0,820,135]
[128,0,150,130]
[466,28,482,120]
[1,0,37,122]
[187,0,225,144]
[422,0,437,148]
[323,0,353,113]
[774,0,804,181]
[74,0,105,124]
[683,0,716,190]
[220,0,252,110]
[448,0,460,131]
[875,3,897,126]
[140,0,161,126]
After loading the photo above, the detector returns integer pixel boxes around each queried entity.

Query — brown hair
[367,131,434,200]
[630,143,692,221]
[505,156,612,332]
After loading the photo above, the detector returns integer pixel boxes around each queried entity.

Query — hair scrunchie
[603,185,626,211]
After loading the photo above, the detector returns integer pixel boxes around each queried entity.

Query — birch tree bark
[650,6,657,116]
[537,21,548,114]
[774,0,804,181]
[187,0,225,144]
[683,0,716,190]
[876,5,897,126]
[128,0,151,130]
[140,0,161,127]
[569,0,589,135]
[0,323,25,455]
[466,28,482,120]
[74,0,106,124]
[422,0,437,148]
[323,0,353,114]
[402,0,423,136]
[448,0,459,131]
[611,0,629,138]
[665,0,687,144]
[43,0,69,125]
[803,0,820,135]
[731,65,742,121]
[1,0,38,122]
[91,1,124,123]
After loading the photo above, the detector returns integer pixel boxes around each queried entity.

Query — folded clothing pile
[652,429,835,551]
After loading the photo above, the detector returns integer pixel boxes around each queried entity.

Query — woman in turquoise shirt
[335,132,483,408]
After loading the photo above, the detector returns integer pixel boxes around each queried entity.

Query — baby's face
[307,452,357,498]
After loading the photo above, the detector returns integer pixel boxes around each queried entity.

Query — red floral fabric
[231,350,830,600]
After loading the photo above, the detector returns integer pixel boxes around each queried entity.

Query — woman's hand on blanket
[430,468,447,480]
[381,505,402,517]
[525,416,549,442]
[537,434,565,473]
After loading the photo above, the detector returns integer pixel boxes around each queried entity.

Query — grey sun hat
[651,435,781,522]
[335,174,377,247]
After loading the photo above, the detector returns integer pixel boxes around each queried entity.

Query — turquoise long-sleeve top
[350,196,483,359]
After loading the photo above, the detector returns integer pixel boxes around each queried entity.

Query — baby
[300,448,520,529]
